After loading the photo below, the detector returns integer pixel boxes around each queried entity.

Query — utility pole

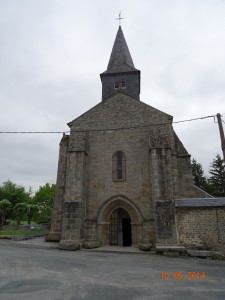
[217,113,225,162]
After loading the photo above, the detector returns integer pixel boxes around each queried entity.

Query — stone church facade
[46,26,225,255]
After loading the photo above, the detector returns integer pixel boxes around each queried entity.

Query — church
[46,26,224,254]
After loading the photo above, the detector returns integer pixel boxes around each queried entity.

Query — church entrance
[109,208,132,246]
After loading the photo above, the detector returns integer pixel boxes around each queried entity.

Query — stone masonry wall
[61,132,87,241]
[85,126,154,244]
[46,135,69,241]
[176,207,225,254]
[69,94,172,132]
[49,93,207,246]
[68,94,174,244]
[150,148,178,244]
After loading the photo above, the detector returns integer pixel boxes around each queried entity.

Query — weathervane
[116,12,124,26]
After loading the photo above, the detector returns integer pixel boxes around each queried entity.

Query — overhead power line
[0,131,66,134]
[0,114,217,134]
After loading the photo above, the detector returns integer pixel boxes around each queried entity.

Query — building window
[117,151,123,179]
[112,151,126,181]
[121,82,126,89]
[114,82,120,90]
[114,82,126,91]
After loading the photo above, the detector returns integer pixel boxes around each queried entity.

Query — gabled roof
[68,93,172,129]
[101,26,140,75]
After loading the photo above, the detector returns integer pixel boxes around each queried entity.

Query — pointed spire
[100,26,141,102]
[103,26,139,74]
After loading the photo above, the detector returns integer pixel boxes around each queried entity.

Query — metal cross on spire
[116,12,124,26]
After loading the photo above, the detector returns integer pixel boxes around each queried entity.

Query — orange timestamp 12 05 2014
[160,271,206,281]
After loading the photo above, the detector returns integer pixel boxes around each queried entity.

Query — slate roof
[175,198,225,207]
[101,26,140,74]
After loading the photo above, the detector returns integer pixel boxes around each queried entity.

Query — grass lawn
[6,220,37,225]
[0,229,46,236]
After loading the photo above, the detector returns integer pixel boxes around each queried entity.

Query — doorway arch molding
[97,194,144,225]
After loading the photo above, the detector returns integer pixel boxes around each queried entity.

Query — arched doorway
[109,208,132,246]
[97,195,144,246]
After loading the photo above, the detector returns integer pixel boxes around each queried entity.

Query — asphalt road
[0,242,225,300]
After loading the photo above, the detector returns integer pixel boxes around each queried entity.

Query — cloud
[0,0,224,191]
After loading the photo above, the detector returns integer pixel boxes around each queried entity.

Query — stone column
[46,134,69,242]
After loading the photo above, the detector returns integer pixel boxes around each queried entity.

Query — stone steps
[156,245,186,257]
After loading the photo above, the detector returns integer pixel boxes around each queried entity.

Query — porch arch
[97,195,144,245]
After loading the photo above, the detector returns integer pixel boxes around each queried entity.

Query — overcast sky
[0,0,224,193]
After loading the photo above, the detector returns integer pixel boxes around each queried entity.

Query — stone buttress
[61,132,87,242]
[46,132,88,243]
[46,134,69,241]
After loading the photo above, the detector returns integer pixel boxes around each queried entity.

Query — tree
[26,204,39,225]
[13,203,28,226]
[191,159,208,190]
[0,181,32,223]
[0,199,12,226]
[33,183,56,223]
[0,180,32,206]
[209,154,225,197]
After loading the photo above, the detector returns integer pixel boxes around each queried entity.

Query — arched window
[112,151,126,181]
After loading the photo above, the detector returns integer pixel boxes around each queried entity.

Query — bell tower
[100,26,141,102]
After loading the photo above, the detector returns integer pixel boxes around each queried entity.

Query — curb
[0,238,156,254]
[0,239,58,250]
[82,248,156,255]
